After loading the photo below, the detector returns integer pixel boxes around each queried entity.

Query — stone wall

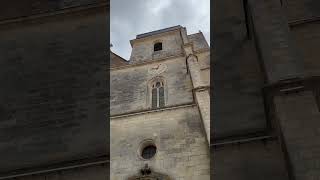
[213,0,320,179]
[212,140,289,180]
[212,0,268,139]
[212,37,267,138]
[129,31,184,64]
[110,27,210,179]
[212,0,290,178]
[188,33,210,52]
[291,22,320,76]
[0,5,108,175]
[0,0,106,21]
[12,164,108,180]
[283,2,320,178]
[274,91,320,179]
[111,106,210,180]
[110,57,194,115]
[285,0,320,21]
[197,51,210,86]
[249,0,304,83]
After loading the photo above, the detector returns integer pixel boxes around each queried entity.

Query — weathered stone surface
[213,140,289,180]
[291,22,320,76]
[188,33,210,52]
[111,106,209,180]
[285,0,320,22]
[249,0,304,83]
[0,4,108,175]
[129,30,184,64]
[111,26,210,179]
[274,91,320,179]
[0,0,106,21]
[111,57,193,115]
[213,0,320,179]
[14,164,109,180]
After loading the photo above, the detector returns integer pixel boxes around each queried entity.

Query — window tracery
[151,79,165,109]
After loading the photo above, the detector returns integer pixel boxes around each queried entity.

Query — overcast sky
[110,0,210,60]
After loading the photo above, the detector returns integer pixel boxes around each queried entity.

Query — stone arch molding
[186,54,198,63]
[186,54,199,74]
[148,76,166,88]
[127,164,172,180]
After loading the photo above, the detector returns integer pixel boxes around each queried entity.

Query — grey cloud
[111,0,210,60]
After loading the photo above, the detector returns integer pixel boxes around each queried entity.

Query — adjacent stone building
[213,0,320,179]
[110,25,210,179]
[0,1,109,179]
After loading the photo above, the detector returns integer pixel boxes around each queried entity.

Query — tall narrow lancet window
[151,81,165,108]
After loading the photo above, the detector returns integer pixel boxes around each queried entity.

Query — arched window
[154,42,162,52]
[151,80,165,108]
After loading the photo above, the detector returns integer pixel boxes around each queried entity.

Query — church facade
[110,25,210,179]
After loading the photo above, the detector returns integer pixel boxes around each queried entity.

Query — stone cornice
[130,28,181,47]
[211,135,277,147]
[262,76,319,96]
[289,16,320,27]
[194,48,210,54]
[109,49,210,71]
[0,155,108,179]
[110,53,185,71]
[110,103,196,119]
[193,86,210,92]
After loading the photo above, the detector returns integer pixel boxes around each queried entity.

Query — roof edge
[130,25,183,47]
[110,51,128,62]
[136,25,182,39]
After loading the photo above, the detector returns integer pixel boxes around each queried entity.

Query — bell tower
[129,25,184,64]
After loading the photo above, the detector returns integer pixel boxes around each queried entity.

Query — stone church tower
[110,25,210,179]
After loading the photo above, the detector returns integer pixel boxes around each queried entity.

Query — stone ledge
[0,2,108,26]
[110,53,185,71]
[289,16,320,27]
[211,135,277,147]
[0,155,109,180]
[110,103,196,119]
